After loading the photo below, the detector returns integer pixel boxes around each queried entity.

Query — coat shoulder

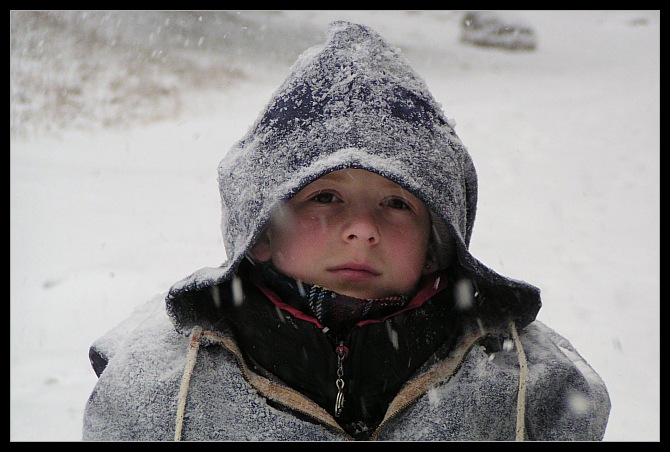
[88,292,169,376]
[520,320,611,440]
[377,320,611,441]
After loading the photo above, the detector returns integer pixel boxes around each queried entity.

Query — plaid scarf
[260,263,411,338]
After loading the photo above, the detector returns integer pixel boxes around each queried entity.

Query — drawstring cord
[509,320,528,441]
[174,325,203,441]
[173,322,528,441]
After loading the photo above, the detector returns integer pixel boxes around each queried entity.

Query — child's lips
[327,263,380,281]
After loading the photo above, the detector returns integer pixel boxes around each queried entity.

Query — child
[83,21,610,441]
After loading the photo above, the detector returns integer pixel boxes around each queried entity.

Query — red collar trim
[248,270,449,330]
[249,271,326,328]
[356,272,448,326]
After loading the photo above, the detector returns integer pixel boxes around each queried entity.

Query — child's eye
[310,192,339,204]
[384,198,411,210]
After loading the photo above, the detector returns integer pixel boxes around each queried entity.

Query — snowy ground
[10,11,659,441]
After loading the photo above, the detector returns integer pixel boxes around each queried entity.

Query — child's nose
[342,209,380,245]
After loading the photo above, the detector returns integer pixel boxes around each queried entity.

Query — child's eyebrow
[318,171,350,182]
[378,179,409,193]
[316,171,412,197]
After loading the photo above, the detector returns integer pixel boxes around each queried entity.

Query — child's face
[250,169,437,299]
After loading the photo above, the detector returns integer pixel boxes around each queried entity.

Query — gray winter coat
[83,293,609,441]
[83,21,610,441]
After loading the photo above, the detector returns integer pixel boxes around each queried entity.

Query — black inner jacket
[214,259,464,439]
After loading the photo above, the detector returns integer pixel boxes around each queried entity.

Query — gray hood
[166,20,541,331]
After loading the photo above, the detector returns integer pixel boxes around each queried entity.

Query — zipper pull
[334,342,349,417]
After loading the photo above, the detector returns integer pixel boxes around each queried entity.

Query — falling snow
[10,10,659,441]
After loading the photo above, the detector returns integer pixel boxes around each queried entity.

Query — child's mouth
[328,263,380,281]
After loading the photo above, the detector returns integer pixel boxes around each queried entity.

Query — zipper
[202,329,355,440]
[334,341,349,417]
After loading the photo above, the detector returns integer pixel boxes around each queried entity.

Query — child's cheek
[296,213,332,237]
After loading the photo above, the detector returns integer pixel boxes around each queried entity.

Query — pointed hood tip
[322,20,403,61]
[327,20,372,37]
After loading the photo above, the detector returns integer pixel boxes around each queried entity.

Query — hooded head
[167,21,540,330]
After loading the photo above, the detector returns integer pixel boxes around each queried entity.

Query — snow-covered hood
[167,20,541,329]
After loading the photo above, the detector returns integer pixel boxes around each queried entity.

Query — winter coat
[83,275,610,441]
[83,20,610,441]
